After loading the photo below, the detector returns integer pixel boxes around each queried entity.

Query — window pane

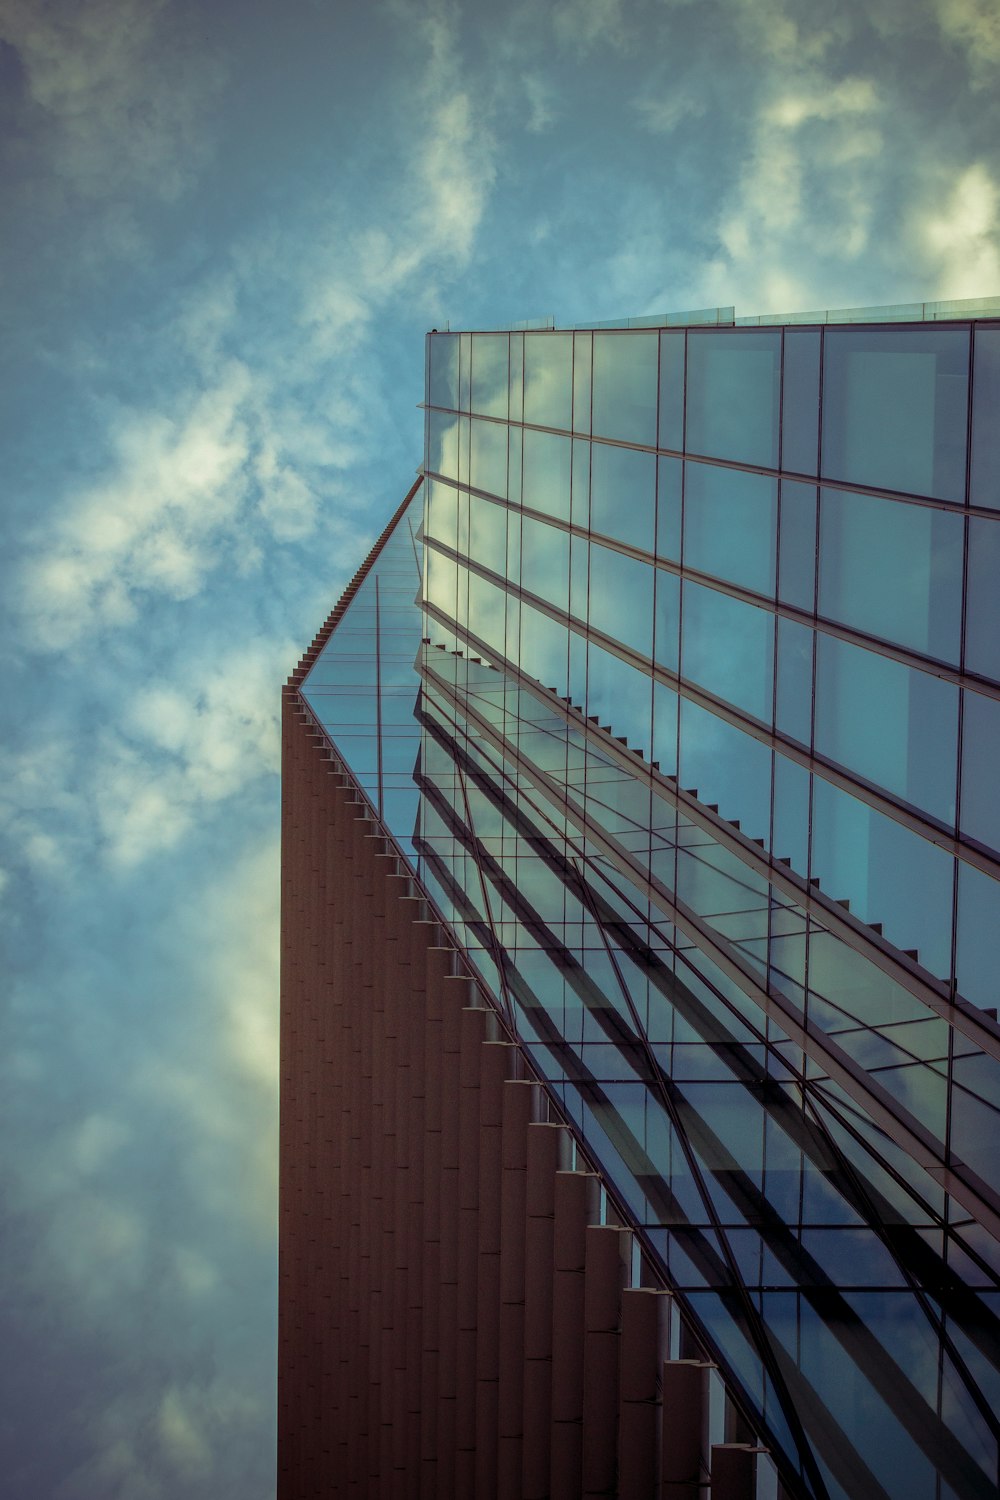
[519,601,568,694]
[683,462,776,595]
[686,330,780,467]
[659,331,684,451]
[821,327,969,501]
[468,496,508,576]
[573,332,592,435]
[811,778,954,978]
[772,751,810,874]
[522,428,571,520]
[520,515,569,613]
[424,478,458,550]
[681,583,775,722]
[971,326,1000,509]
[587,642,652,753]
[657,457,682,561]
[470,334,509,418]
[815,635,958,824]
[652,682,678,775]
[778,481,817,611]
[428,333,459,410]
[956,861,1000,1012]
[776,616,812,745]
[818,488,963,661]
[523,332,574,430]
[781,328,820,475]
[965,516,1000,682]
[678,700,772,844]
[467,569,508,658]
[427,409,459,480]
[588,544,655,656]
[469,417,508,498]
[592,331,658,445]
[590,442,656,551]
[960,689,1000,855]
[654,571,680,672]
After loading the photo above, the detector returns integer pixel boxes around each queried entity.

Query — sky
[0,0,998,1495]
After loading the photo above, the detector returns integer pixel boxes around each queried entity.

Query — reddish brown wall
[279,690,778,1499]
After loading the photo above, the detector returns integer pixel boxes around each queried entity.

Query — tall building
[280,299,1000,1500]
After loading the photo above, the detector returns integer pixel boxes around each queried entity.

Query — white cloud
[931,0,1000,87]
[688,72,886,313]
[634,89,707,135]
[0,0,224,203]
[157,1388,212,1478]
[71,1113,130,1176]
[522,72,557,133]
[551,0,632,54]
[919,162,1000,298]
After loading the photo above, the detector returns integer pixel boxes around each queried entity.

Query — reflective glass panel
[815,634,958,824]
[678,700,772,844]
[573,333,592,435]
[428,333,459,410]
[960,689,1000,855]
[659,331,684,452]
[523,332,574,430]
[683,462,777,595]
[590,441,656,551]
[427,409,459,480]
[822,326,969,501]
[520,515,570,613]
[469,417,508,499]
[522,428,572,521]
[681,582,775,723]
[656,457,682,561]
[956,860,1000,1012]
[819,488,963,661]
[965,516,1000,682]
[686,330,780,467]
[588,543,656,657]
[592,331,658,446]
[778,481,817,612]
[776,616,812,745]
[781,328,821,476]
[811,777,954,978]
[470,334,509,418]
[971,326,1000,510]
[468,496,508,577]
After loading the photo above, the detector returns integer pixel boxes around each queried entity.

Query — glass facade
[303,316,1000,1500]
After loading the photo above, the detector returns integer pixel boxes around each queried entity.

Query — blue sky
[0,0,997,1495]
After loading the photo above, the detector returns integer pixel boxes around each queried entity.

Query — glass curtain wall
[305,317,1000,1500]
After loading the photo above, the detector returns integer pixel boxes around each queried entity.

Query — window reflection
[470,334,509,419]
[523,332,574,430]
[590,441,656,551]
[469,417,508,498]
[592,331,658,445]
[686,330,780,467]
[960,689,1000,855]
[814,634,958,826]
[965,517,1000,681]
[822,326,969,501]
[819,488,963,662]
[683,462,777,595]
[588,543,655,656]
[428,332,459,410]
[658,331,685,451]
[681,582,775,723]
[781,328,821,476]
[523,428,572,520]
[970,326,1000,509]
[778,480,817,612]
